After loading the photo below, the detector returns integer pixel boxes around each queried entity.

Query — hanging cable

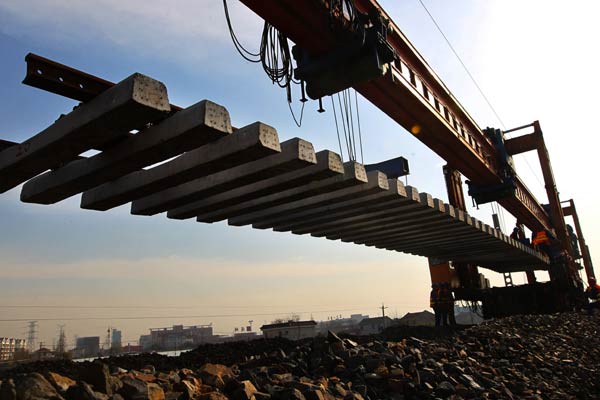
[331,89,365,163]
[330,97,345,161]
[327,0,365,40]
[224,0,307,126]
[354,90,364,163]
[260,23,295,89]
[514,150,546,192]
[288,101,305,128]
[347,90,358,160]
[342,89,356,159]
[337,93,354,160]
[223,0,261,63]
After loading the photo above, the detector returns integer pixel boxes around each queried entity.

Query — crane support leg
[428,165,481,297]
[563,199,596,283]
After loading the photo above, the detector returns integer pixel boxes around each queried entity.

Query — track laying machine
[0,0,595,318]
[227,0,596,317]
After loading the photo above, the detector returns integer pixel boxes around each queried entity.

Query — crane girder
[239,0,552,233]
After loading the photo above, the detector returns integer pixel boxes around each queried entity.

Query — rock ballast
[1,312,599,399]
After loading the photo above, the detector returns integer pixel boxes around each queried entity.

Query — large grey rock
[0,379,16,400]
[80,362,112,395]
[65,382,108,400]
[16,373,63,400]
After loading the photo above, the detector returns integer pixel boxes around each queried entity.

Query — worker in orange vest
[532,230,552,256]
[532,230,550,247]
[585,278,600,316]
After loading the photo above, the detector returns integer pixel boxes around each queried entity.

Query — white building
[260,320,317,340]
[0,337,26,361]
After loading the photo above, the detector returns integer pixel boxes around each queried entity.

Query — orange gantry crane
[0,1,594,318]
[237,0,594,316]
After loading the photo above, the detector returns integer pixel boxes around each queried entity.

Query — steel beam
[239,0,553,233]
[0,73,170,193]
[20,101,232,204]
[505,132,538,155]
[81,122,280,211]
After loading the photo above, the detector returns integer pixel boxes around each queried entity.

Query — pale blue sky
[1,1,599,347]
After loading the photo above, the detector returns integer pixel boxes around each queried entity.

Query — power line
[416,0,549,221]
[416,0,515,227]
[0,308,374,323]
[416,0,507,130]
[0,300,425,310]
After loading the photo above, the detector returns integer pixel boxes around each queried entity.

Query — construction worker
[430,283,442,327]
[437,283,452,327]
[532,230,552,256]
[532,230,549,247]
[585,278,600,316]
[510,227,520,240]
[510,224,530,246]
[441,283,456,326]
[567,225,581,259]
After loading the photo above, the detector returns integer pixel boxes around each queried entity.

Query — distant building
[0,338,26,361]
[74,336,100,358]
[32,347,54,361]
[147,324,214,350]
[111,329,122,349]
[121,344,143,354]
[261,320,317,340]
[397,311,435,327]
[317,314,368,335]
[358,316,395,335]
[229,331,261,342]
[139,334,152,351]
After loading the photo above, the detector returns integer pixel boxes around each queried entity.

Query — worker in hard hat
[430,283,443,327]
[585,278,600,316]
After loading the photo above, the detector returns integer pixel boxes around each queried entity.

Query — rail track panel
[0,70,549,273]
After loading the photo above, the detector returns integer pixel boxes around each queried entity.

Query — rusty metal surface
[238,0,552,233]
